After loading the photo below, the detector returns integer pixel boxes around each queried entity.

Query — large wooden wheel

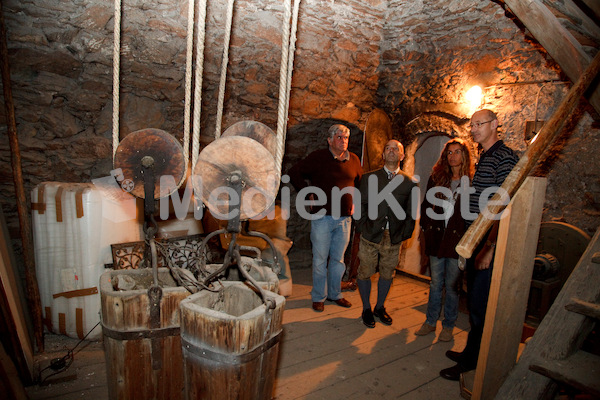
[194,121,279,221]
[114,128,186,199]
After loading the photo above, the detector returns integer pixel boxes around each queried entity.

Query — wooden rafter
[581,0,600,22]
[502,0,600,114]
[542,0,600,43]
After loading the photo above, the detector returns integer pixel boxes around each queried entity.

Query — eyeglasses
[469,120,494,129]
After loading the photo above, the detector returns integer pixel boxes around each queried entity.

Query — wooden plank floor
[274,267,469,400]
[25,267,470,399]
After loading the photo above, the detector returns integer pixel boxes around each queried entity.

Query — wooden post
[0,0,44,353]
[470,177,547,400]
[0,210,34,382]
[456,51,600,259]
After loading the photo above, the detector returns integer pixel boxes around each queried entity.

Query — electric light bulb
[466,85,483,108]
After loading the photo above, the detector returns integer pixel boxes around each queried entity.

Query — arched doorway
[398,112,471,277]
[402,133,451,276]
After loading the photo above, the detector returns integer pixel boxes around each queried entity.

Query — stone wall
[1,0,598,269]
[0,0,383,233]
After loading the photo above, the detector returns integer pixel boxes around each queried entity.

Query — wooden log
[180,282,285,400]
[100,268,190,400]
[456,51,600,259]
[0,1,44,353]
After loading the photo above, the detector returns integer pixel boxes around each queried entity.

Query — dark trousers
[461,240,494,369]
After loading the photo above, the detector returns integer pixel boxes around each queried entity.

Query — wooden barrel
[179,282,285,400]
[100,268,191,400]
[193,120,280,221]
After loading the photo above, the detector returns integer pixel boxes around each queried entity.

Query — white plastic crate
[31,182,143,340]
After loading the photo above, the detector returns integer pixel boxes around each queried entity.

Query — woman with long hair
[415,137,474,341]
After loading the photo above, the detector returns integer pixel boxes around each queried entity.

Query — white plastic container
[31,182,143,340]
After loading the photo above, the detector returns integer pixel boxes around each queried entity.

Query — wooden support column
[0,1,44,352]
[471,177,547,400]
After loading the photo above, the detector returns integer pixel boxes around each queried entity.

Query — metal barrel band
[181,329,282,365]
[101,323,180,340]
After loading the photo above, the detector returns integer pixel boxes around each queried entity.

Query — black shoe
[361,309,375,328]
[439,363,472,381]
[445,350,463,363]
[373,306,392,325]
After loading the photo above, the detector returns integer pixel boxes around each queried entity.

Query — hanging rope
[214,0,236,139]
[274,0,300,175]
[275,0,291,174]
[112,0,298,176]
[285,0,300,125]
[112,0,122,160]
[182,0,196,167]
[112,0,194,178]
[191,0,208,172]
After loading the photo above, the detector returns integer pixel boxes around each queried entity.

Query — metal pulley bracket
[147,284,164,371]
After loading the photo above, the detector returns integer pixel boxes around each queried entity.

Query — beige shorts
[357,231,400,280]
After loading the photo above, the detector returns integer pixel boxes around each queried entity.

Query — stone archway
[402,111,472,177]
[398,112,473,276]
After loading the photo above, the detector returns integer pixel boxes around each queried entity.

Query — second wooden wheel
[114,128,186,200]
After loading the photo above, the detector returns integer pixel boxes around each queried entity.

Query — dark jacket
[356,168,417,245]
[420,176,466,259]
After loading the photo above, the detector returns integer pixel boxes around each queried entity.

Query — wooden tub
[100,268,190,400]
[179,282,285,400]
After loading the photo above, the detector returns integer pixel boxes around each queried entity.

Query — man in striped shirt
[440,109,519,381]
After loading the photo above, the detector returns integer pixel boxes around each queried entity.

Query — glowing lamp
[466,85,483,110]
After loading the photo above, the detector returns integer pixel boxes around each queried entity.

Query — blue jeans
[425,256,461,329]
[310,216,352,302]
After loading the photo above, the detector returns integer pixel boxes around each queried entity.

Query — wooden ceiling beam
[543,0,600,42]
[503,0,600,114]
[580,0,600,22]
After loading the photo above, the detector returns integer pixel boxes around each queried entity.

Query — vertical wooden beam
[471,177,547,400]
[0,209,34,381]
[0,1,44,352]
[0,341,28,400]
